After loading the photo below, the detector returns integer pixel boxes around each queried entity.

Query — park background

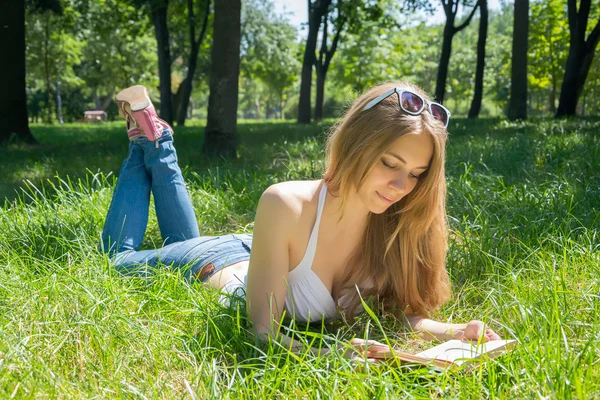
[0,0,599,398]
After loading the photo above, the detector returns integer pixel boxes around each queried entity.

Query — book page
[415,340,515,365]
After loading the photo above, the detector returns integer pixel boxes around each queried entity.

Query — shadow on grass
[0,121,332,203]
[3,118,599,236]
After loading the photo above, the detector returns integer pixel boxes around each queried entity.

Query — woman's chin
[368,202,390,214]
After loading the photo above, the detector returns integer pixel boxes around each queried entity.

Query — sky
[273,0,505,37]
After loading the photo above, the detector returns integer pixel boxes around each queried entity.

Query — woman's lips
[377,191,394,203]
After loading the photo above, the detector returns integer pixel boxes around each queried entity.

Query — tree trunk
[176,0,211,126]
[555,0,600,117]
[435,0,479,104]
[101,88,115,111]
[173,79,185,121]
[55,78,64,124]
[315,67,326,120]
[44,14,53,124]
[313,12,344,121]
[280,89,284,119]
[0,0,36,145]
[435,20,454,104]
[550,70,556,114]
[152,1,173,125]
[468,0,488,118]
[297,0,331,124]
[93,88,101,110]
[556,42,582,116]
[254,95,260,118]
[549,23,557,114]
[556,45,582,117]
[507,0,529,121]
[576,45,598,101]
[177,74,194,126]
[203,0,241,158]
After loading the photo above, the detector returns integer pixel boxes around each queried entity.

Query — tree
[468,0,487,118]
[77,0,158,111]
[299,0,387,122]
[332,16,440,95]
[485,4,513,115]
[555,0,600,117]
[446,22,478,113]
[1,0,63,145]
[239,0,300,119]
[435,0,480,104]
[332,19,395,93]
[150,0,173,125]
[26,2,83,124]
[0,1,37,145]
[297,0,331,124]
[174,0,211,126]
[204,0,241,158]
[507,0,529,120]
[314,3,345,121]
[528,0,569,115]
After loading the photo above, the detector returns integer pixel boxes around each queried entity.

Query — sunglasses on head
[361,87,451,128]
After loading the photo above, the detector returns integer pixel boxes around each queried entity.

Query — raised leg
[101,142,151,255]
[110,84,199,250]
[143,129,200,244]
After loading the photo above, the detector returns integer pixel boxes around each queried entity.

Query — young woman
[102,82,500,358]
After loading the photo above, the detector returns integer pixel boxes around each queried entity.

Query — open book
[367,340,516,370]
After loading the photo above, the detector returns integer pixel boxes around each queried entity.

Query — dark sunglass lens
[401,92,424,113]
[430,104,449,126]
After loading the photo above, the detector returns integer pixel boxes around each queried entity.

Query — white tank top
[221,182,361,322]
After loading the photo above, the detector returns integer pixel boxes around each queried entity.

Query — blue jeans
[101,129,252,282]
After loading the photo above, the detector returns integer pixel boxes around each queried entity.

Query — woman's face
[357,133,434,214]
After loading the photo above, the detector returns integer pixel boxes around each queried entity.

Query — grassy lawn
[0,118,598,398]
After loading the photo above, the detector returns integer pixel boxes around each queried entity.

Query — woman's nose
[389,176,406,193]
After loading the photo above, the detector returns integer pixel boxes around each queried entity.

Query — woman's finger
[486,329,502,340]
[349,339,390,353]
[352,356,382,372]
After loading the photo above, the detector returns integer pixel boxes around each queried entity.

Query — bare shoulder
[261,180,322,218]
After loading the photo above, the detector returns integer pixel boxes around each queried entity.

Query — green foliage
[20,0,600,121]
[330,0,600,117]
[168,0,213,92]
[77,0,158,93]
[26,1,85,122]
[25,0,159,123]
[238,0,301,119]
[528,0,569,115]
[0,119,599,396]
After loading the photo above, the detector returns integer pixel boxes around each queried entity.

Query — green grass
[0,118,599,398]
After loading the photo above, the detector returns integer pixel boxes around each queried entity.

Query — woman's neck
[322,184,370,235]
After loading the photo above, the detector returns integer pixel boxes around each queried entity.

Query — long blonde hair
[323,81,451,318]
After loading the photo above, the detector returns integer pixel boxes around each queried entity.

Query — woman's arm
[245,185,391,358]
[402,313,502,342]
[246,185,295,340]
[246,186,329,356]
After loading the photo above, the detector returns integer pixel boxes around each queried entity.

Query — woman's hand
[342,338,390,360]
[462,320,501,342]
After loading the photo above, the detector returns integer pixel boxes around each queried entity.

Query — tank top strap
[314,182,327,230]
[289,182,328,278]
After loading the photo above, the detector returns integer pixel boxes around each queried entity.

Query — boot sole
[115,85,151,112]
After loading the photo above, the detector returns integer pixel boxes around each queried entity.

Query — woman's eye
[381,160,395,169]
[382,159,421,179]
